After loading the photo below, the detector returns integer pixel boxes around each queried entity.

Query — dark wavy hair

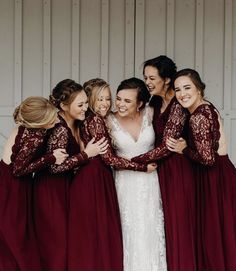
[116,77,150,110]
[143,55,177,93]
[49,79,83,110]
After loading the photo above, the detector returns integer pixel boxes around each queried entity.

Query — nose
[83,103,88,111]
[101,99,109,107]
[145,78,150,85]
[175,88,184,97]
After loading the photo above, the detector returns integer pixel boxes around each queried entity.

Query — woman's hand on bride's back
[147,163,157,173]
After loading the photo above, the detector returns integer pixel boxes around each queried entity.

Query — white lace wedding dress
[107,106,167,271]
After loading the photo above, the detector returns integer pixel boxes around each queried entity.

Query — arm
[48,125,88,174]
[85,115,147,171]
[183,114,216,166]
[132,101,186,163]
[12,129,56,177]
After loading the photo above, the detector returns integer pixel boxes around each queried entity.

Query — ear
[137,101,144,111]
[60,102,67,111]
[164,78,171,85]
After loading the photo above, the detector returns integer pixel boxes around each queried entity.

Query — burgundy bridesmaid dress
[0,126,56,271]
[132,96,197,271]
[68,112,147,271]
[182,103,236,271]
[34,116,89,271]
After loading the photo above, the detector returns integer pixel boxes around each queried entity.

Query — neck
[59,111,75,129]
[189,99,205,114]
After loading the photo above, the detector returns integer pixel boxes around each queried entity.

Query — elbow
[202,157,215,166]
[49,165,58,174]
[13,171,21,178]
[12,167,23,177]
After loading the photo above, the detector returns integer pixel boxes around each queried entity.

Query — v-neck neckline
[112,108,146,143]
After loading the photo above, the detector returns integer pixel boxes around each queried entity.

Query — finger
[89,137,95,143]
[97,137,106,144]
[99,140,108,148]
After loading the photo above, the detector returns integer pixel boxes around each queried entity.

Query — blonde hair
[13,96,57,129]
[83,78,111,115]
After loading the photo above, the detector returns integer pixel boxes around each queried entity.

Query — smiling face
[143,66,168,96]
[62,90,88,121]
[93,86,111,117]
[115,88,142,118]
[174,75,202,113]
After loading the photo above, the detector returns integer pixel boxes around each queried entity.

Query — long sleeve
[183,113,216,166]
[12,129,56,177]
[48,124,88,174]
[132,101,186,163]
[83,115,147,171]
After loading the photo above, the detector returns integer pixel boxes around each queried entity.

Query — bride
[107,77,167,271]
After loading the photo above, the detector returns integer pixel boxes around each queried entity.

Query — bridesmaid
[131,56,197,271]
[34,79,107,271]
[0,96,66,271]
[167,68,236,271]
[68,78,155,271]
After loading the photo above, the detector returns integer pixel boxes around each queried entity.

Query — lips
[117,107,126,113]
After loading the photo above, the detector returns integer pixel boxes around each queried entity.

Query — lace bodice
[183,103,221,166]
[132,97,187,163]
[47,116,88,174]
[80,111,147,171]
[11,126,55,177]
[107,106,156,159]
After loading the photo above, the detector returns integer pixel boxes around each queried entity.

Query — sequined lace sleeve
[84,115,147,171]
[132,101,186,163]
[48,124,88,173]
[12,129,56,177]
[183,112,216,166]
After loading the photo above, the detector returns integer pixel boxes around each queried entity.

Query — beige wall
[0,0,236,164]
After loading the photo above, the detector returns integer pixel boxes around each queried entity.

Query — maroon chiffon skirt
[68,157,123,271]
[0,160,41,271]
[34,170,71,271]
[157,153,197,271]
[196,155,236,271]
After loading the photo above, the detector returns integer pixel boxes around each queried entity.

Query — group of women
[0,55,235,271]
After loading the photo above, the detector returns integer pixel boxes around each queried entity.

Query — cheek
[107,101,111,109]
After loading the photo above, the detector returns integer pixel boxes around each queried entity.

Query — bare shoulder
[2,126,19,164]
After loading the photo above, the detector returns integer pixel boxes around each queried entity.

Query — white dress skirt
[107,107,167,271]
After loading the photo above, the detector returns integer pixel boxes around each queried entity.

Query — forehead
[175,75,193,85]
[96,86,111,97]
[144,65,159,76]
[72,90,87,103]
[117,88,138,100]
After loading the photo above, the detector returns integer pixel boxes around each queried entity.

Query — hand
[166,137,187,154]
[53,148,68,165]
[84,137,108,158]
[147,163,157,173]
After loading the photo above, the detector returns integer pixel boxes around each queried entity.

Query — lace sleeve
[48,125,88,174]
[132,101,186,163]
[85,115,147,171]
[12,130,56,177]
[183,113,215,166]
